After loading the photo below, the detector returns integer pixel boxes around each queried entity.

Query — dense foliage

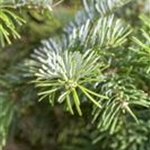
[0,0,150,150]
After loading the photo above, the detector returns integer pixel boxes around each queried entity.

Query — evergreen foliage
[0,95,15,150]
[0,0,150,150]
[0,0,53,47]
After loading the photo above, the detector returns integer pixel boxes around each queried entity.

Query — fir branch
[83,0,132,18]
[0,96,15,150]
[92,75,150,134]
[28,48,108,115]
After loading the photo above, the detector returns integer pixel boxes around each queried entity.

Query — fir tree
[0,0,150,150]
